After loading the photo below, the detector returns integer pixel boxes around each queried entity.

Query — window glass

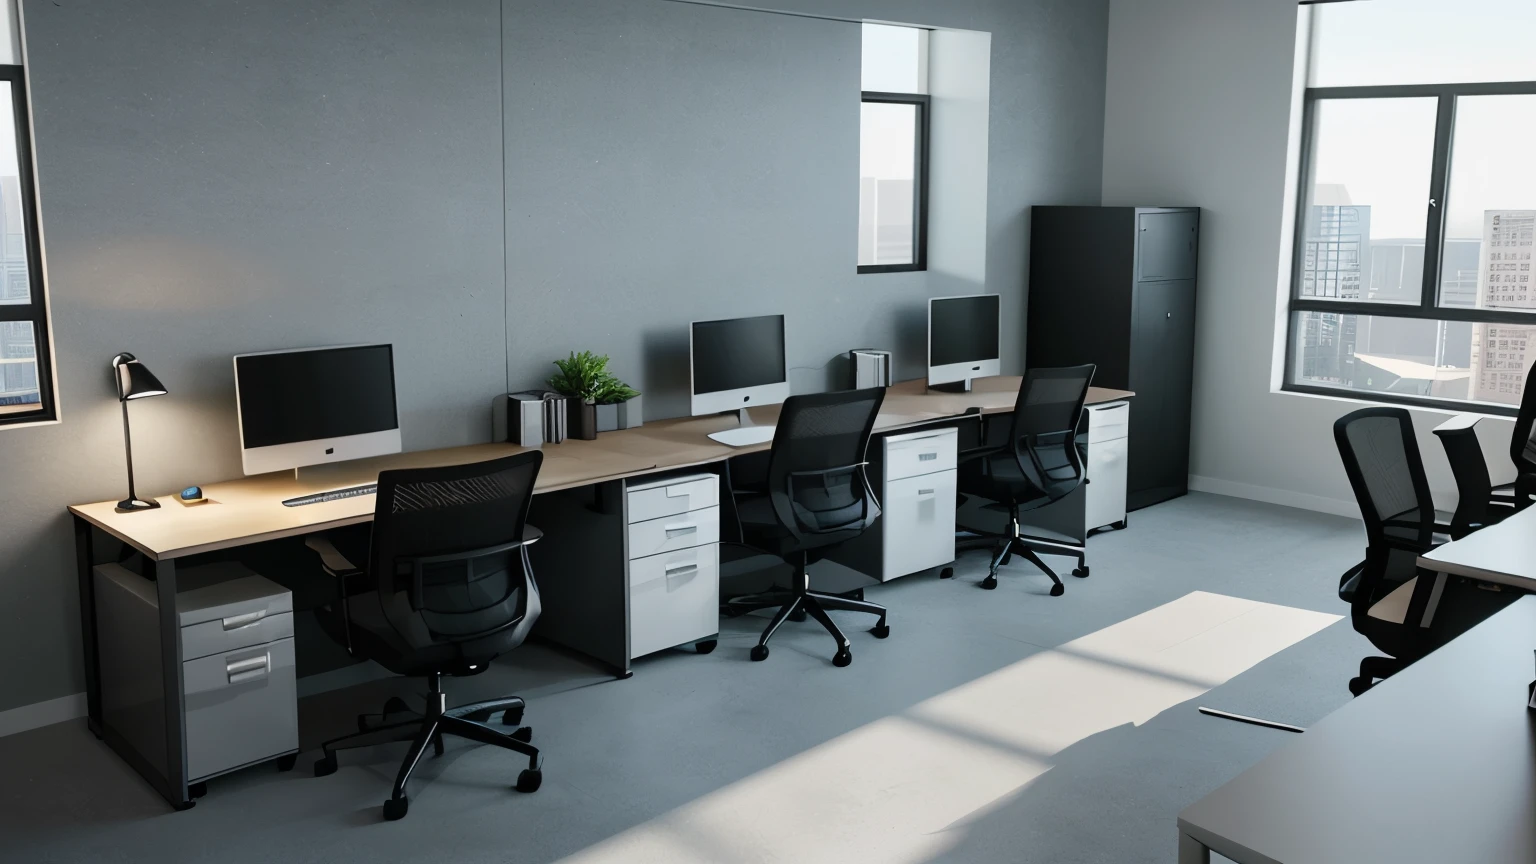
[1300,98,1438,304]
[1311,0,1536,87]
[858,101,917,267]
[861,23,927,94]
[0,320,39,414]
[1440,95,1536,313]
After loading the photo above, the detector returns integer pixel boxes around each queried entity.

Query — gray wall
[2,0,1107,715]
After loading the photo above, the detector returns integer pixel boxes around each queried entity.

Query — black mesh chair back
[1004,364,1095,504]
[1333,407,1435,627]
[1512,373,1536,474]
[765,387,885,551]
[1435,422,1507,538]
[368,451,543,656]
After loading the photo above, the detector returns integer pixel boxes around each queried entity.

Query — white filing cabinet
[1085,401,1130,531]
[830,427,958,581]
[626,472,721,658]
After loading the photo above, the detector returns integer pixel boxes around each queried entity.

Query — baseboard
[1188,474,1359,519]
[0,691,86,738]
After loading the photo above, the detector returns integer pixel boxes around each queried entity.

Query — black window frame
[0,65,52,426]
[1284,79,1536,417]
[857,91,930,275]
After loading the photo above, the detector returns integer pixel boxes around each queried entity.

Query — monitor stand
[928,378,974,393]
[707,407,776,447]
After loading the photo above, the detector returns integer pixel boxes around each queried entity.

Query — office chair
[727,387,888,667]
[1433,416,1515,539]
[1333,407,1515,695]
[306,451,546,821]
[1507,374,1536,510]
[956,364,1095,596]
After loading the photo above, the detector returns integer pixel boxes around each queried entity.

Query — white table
[1419,503,1536,592]
[1177,596,1536,863]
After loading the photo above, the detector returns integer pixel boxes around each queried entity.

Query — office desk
[1177,595,1536,864]
[1420,503,1536,592]
[68,377,1131,808]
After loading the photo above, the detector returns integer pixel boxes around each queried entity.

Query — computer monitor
[690,314,789,420]
[928,294,1001,390]
[234,344,402,475]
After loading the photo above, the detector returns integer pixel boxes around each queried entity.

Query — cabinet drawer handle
[226,652,270,684]
[222,610,268,631]
[917,488,935,496]
[664,563,699,579]
[665,484,698,498]
[663,523,698,537]
[918,452,938,462]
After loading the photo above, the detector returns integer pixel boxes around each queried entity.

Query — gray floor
[0,493,1370,864]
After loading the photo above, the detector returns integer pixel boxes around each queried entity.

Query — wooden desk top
[1178,596,1536,864]
[69,377,1132,560]
[1419,504,1536,591]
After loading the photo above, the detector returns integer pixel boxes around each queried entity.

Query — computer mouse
[180,485,205,503]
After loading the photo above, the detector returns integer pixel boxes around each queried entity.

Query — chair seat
[1367,576,1419,625]
[735,492,862,557]
[961,457,1053,512]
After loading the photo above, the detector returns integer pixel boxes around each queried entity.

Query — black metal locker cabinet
[1027,205,1199,511]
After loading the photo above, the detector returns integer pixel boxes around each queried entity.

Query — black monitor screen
[236,345,398,449]
[930,295,1001,367]
[691,315,787,395]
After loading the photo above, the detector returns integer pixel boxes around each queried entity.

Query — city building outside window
[858,23,929,274]
[0,64,52,426]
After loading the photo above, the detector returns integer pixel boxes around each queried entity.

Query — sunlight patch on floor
[557,591,1341,864]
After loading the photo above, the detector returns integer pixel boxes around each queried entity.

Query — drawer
[627,474,719,524]
[1088,401,1129,443]
[881,470,957,579]
[183,638,298,781]
[1085,436,1129,530]
[628,545,720,658]
[628,506,720,560]
[885,427,958,481]
[181,610,294,663]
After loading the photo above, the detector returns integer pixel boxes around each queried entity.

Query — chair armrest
[957,444,1005,466]
[1432,413,1482,435]
[522,524,543,546]
[306,534,362,578]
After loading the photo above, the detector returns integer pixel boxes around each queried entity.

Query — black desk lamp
[112,352,166,513]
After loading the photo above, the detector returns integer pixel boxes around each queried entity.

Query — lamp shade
[112,353,167,401]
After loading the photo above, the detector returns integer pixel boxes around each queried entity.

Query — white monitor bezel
[233,343,403,476]
[689,315,791,417]
[927,294,1002,386]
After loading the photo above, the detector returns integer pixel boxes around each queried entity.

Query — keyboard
[708,425,777,447]
[283,484,377,507]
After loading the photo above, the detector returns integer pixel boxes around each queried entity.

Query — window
[1284,3,1536,412]
[0,66,50,425]
[858,24,929,274]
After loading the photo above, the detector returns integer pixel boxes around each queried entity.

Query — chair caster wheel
[516,769,543,793]
[314,754,338,777]
[1113,519,1128,530]
[510,726,533,743]
[870,623,890,639]
[501,707,524,726]
[382,795,409,821]
[1073,566,1090,578]
[695,639,718,655]
[189,781,208,800]
[850,589,865,601]
[1049,583,1065,597]
[789,607,808,623]
[833,648,852,668]
[721,605,747,618]
[1348,676,1372,697]
[276,753,298,772]
[981,575,998,590]
[939,567,954,579]
[750,645,770,662]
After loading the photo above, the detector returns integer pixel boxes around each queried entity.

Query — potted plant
[548,351,642,438]
[595,376,642,431]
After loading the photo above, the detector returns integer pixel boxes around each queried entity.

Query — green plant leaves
[548,350,640,404]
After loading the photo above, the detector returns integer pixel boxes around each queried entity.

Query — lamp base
[115,498,161,513]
